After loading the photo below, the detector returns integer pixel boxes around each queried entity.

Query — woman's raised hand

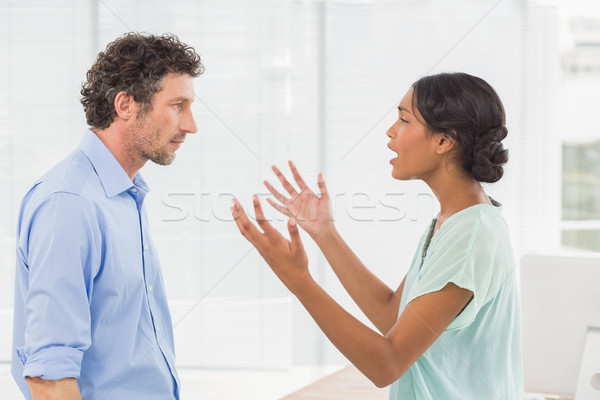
[231,195,311,294]
[264,161,333,239]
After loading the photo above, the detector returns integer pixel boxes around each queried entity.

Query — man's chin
[150,153,176,166]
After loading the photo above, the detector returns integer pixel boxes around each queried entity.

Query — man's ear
[114,90,136,121]
[435,133,456,155]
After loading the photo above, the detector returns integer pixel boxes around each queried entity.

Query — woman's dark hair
[81,32,204,130]
[412,72,508,183]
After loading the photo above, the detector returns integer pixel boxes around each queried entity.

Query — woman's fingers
[272,165,298,197]
[288,160,310,192]
[231,197,310,293]
[266,198,292,217]
[253,195,278,236]
[317,172,329,199]
[264,180,289,205]
[231,198,263,246]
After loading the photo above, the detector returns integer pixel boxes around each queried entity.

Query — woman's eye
[400,118,408,124]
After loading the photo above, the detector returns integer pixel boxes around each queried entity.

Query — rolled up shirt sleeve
[18,192,101,380]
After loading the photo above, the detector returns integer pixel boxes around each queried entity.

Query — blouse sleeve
[404,210,505,331]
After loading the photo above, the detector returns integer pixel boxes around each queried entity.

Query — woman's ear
[436,133,456,155]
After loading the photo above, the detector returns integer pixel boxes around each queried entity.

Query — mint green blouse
[389,200,523,399]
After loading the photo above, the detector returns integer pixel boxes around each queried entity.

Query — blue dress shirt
[12,129,180,399]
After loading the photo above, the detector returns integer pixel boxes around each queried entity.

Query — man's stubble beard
[127,116,176,166]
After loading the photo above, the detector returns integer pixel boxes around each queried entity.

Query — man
[11,32,203,400]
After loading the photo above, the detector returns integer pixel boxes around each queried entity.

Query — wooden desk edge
[280,365,388,400]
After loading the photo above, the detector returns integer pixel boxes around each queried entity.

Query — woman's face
[386,88,442,181]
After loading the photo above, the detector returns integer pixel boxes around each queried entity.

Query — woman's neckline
[432,197,502,238]
[420,198,501,264]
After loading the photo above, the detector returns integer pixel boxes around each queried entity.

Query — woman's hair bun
[471,126,509,183]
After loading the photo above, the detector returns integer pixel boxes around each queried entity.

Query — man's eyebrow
[169,96,194,103]
[397,105,412,114]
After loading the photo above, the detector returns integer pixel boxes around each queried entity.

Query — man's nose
[182,109,197,134]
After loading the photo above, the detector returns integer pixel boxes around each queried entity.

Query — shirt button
[131,188,137,193]
[144,244,149,251]
[156,325,160,331]
[148,284,153,292]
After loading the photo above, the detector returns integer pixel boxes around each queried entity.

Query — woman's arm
[231,196,472,387]
[314,227,406,334]
[297,278,472,387]
[264,161,401,333]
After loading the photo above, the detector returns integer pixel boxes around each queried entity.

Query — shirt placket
[129,187,160,335]
[130,186,179,398]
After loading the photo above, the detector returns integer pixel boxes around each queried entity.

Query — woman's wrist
[290,273,319,299]
[312,221,337,243]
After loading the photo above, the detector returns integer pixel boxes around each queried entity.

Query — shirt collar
[80,129,150,198]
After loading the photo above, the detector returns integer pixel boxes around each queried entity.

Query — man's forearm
[26,376,82,400]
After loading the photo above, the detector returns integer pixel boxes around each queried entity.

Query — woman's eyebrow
[397,105,412,114]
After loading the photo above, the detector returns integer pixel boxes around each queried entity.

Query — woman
[231,72,523,399]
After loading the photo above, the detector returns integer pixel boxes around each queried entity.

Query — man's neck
[92,124,145,181]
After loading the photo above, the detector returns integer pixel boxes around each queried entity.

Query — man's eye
[173,103,183,109]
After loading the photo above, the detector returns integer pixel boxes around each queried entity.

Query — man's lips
[170,135,186,147]
[170,139,184,150]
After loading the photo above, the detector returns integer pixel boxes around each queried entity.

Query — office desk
[281,365,575,400]
[281,365,388,400]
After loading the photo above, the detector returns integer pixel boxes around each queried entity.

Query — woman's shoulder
[440,201,507,238]
[432,202,514,277]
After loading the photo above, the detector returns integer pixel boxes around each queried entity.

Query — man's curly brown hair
[80,32,204,130]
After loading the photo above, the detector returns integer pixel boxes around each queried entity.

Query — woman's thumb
[288,218,304,253]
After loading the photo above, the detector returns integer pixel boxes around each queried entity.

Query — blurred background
[0,0,598,398]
